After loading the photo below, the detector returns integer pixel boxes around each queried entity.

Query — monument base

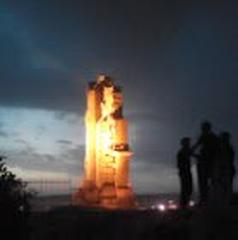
[72,180,136,209]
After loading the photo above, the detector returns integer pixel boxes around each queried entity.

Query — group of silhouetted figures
[177,121,236,208]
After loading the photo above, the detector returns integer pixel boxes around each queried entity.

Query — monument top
[96,74,113,84]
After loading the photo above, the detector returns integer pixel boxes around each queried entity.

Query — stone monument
[73,75,135,209]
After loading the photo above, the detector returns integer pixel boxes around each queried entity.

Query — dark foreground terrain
[29,206,238,240]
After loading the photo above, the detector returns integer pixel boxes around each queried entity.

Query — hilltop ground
[29,203,238,240]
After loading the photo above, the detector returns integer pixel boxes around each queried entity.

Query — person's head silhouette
[180,137,190,148]
[220,131,231,144]
[201,121,212,134]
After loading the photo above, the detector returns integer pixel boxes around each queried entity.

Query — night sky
[0,0,237,193]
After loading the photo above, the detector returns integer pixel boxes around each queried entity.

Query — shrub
[0,156,33,239]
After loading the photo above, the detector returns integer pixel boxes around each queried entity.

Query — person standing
[213,132,235,206]
[177,137,193,208]
[193,121,219,205]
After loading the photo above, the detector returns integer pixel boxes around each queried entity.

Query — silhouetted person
[193,121,219,205]
[177,137,193,208]
[212,132,235,206]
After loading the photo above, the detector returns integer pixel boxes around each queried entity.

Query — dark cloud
[57,139,73,145]
[0,130,8,138]
[0,0,194,112]
[14,139,28,145]
[6,143,84,176]
[0,1,237,120]
[54,111,81,124]
[0,123,8,138]
[0,122,8,138]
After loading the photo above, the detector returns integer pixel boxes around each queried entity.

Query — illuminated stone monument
[73,75,135,208]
